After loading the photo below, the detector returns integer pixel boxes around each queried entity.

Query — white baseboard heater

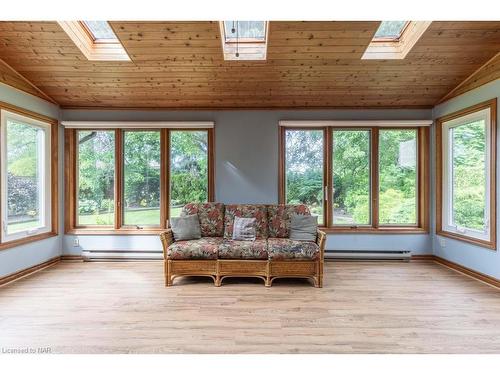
[324,250,411,261]
[82,250,163,261]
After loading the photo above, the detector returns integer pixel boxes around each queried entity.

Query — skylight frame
[222,21,267,44]
[79,21,119,44]
[219,21,269,61]
[361,21,432,60]
[58,21,131,61]
[372,21,410,42]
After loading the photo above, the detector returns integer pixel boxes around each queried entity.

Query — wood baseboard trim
[433,256,500,289]
[60,254,83,262]
[0,256,61,287]
[411,254,435,261]
[412,254,500,289]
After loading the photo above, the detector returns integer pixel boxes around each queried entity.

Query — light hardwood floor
[0,261,499,354]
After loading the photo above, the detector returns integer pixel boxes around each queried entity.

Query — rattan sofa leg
[215,274,221,287]
[165,260,173,287]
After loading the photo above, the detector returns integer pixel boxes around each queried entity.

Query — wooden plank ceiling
[0,21,499,109]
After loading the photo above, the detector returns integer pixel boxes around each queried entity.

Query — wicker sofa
[159,203,326,287]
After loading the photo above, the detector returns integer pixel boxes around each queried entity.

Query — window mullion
[325,127,333,227]
[114,129,123,230]
[372,127,379,229]
[160,129,168,229]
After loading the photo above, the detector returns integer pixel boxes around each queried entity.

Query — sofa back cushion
[181,202,225,237]
[267,204,311,238]
[224,204,268,239]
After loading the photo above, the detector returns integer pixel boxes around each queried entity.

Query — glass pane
[379,129,417,225]
[6,119,44,233]
[224,21,266,41]
[124,131,161,226]
[374,21,407,39]
[83,21,117,40]
[451,120,486,231]
[169,131,208,218]
[77,131,115,226]
[333,130,370,225]
[285,129,324,224]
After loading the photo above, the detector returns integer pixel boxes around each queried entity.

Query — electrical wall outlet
[73,238,79,247]
[439,238,446,248]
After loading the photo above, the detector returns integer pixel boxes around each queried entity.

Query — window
[223,21,266,42]
[81,21,119,42]
[0,105,58,247]
[332,129,371,226]
[124,131,161,227]
[169,131,209,218]
[64,125,214,233]
[219,21,268,60]
[284,129,325,224]
[362,21,431,60]
[436,99,496,249]
[373,21,408,41]
[57,21,130,61]
[77,131,115,226]
[280,122,430,232]
[379,129,417,225]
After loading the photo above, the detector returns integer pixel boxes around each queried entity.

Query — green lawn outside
[77,207,183,226]
[8,220,41,233]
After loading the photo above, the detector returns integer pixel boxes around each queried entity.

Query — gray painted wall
[432,79,500,279]
[0,83,62,278]
[61,108,433,255]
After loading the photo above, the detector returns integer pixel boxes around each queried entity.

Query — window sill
[66,228,167,235]
[0,231,58,251]
[436,230,496,250]
[320,227,428,234]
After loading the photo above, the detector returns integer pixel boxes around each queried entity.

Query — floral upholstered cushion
[218,239,268,260]
[167,237,223,260]
[182,202,225,237]
[223,204,268,239]
[267,204,311,238]
[267,238,320,261]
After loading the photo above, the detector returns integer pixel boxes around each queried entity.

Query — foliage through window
[378,129,417,225]
[333,130,371,225]
[285,129,324,224]
[1,109,53,243]
[67,127,213,232]
[169,131,209,218]
[281,124,428,231]
[77,130,115,226]
[437,100,495,248]
[124,131,161,226]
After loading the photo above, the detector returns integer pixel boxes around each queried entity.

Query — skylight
[362,21,432,60]
[223,21,266,42]
[373,21,408,40]
[58,21,130,61]
[219,21,269,61]
[82,21,118,42]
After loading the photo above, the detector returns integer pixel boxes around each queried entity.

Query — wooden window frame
[362,21,432,60]
[279,126,328,225]
[279,125,429,234]
[0,101,58,251]
[57,21,131,62]
[79,21,119,44]
[65,127,214,235]
[218,21,269,61]
[436,99,497,250]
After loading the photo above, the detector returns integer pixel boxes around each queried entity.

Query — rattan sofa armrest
[316,229,326,262]
[159,229,175,260]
